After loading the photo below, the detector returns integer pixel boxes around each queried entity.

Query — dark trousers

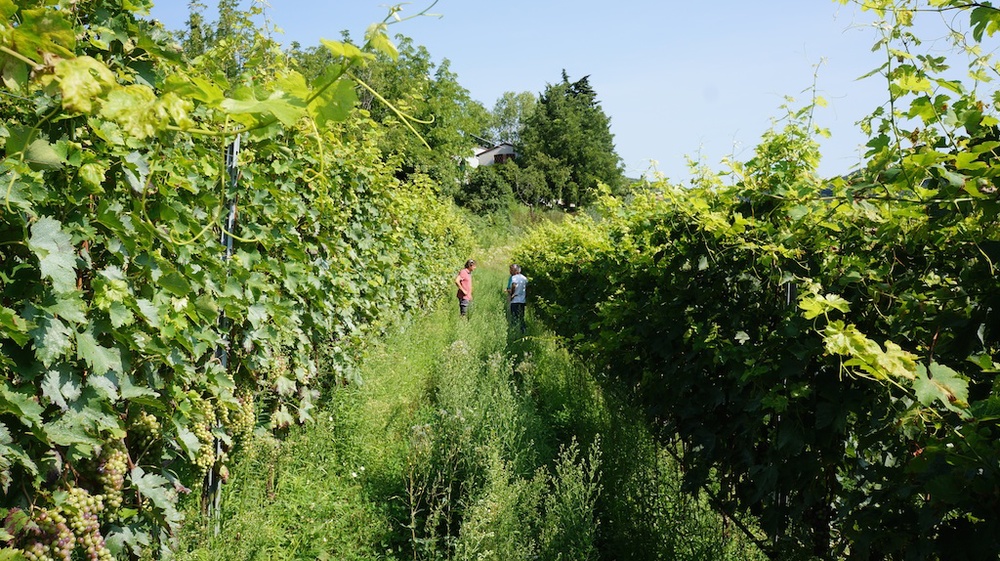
[509,302,526,332]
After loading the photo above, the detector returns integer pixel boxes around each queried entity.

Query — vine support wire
[206,134,241,534]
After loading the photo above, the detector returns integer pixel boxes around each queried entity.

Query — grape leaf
[87,373,120,403]
[275,71,310,102]
[0,421,39,488]
[970,5,1000,41]
[157,270,191,297]
[309,79,358,129]
[1,52,29,91]
[64,394,122,435]
[320,38,365,61]
[42,417,102,449]
[24,138,68,170]
[365,23,398,61]
[105,526,151,558]
[894,72,932,93]
[55,56,116,114]
[109,301,135,328]
[0,0,16,20]
[799,293,850,320]
[11,8,75,59]
[28,311,73,367]
[28,217,77,294]
[913,362,970,415]
[247,303,267,329]
[119,373,158,400]
[129,467,182,526]
[136,298,160,329]
[164,74,224,105]
[42,292,87,324]
[77,328,124,376]
[0,306,31,346]
[220,91,306,127]
[100,85,161,139]
[41,368,82,410]
[0,385,43,427]
[173,423,201,460]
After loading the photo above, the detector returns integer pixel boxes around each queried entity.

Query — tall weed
[538,438,602,561]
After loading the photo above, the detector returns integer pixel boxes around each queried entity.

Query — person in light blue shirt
[506,264,527,333]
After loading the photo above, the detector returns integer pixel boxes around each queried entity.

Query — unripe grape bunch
[64,487,113,561]
[192,395,218,474]
[22,508,73,561]
[230,391,256,439]
[131,410,161,447]
[19,488,113,561]
[97,443,129,510]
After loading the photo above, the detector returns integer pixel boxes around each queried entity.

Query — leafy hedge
[0,0,470,558]
[515,2,1000,558]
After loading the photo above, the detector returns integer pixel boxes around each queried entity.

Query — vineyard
[515,2,1000,558]
[1,0,470,558]
[2,0,1000,560]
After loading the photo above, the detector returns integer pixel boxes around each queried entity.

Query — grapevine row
[515,2,1000,557]
[1,0,471,557]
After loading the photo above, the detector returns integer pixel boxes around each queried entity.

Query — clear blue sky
[148,1,959,182]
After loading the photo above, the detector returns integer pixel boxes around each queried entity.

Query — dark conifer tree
[519,71,623,206]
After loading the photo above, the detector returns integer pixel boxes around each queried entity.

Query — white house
[464,146,487,169]
[474,143,516,167]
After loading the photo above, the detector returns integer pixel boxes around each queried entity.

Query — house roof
[475,143,515,157]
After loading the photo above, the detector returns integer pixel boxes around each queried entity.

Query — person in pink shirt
[454,259,476,317]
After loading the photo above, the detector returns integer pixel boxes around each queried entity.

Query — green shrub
[456,165,514,215]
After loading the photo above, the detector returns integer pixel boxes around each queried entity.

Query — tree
[497,161,549,207]
[288,30,491,197]
[519,71,623,206]
[487,91,536,145]
[343,35,490,195]
[177,0,274,84]
[455,164,513,214]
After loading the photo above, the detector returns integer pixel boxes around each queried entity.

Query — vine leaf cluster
[517,1,1000,558]
[1,1,471,559]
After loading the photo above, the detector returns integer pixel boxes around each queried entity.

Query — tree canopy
[519,71,623,206]
[342,36,489,194]
[486,90,536,146]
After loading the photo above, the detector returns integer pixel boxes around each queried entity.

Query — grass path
[177,255,765,561]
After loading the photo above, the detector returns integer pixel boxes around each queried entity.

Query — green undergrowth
[462,203,568,249]
[177,255,765,560]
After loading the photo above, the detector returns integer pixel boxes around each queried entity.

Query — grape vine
[516,1,1000,558]
[0,0,471,557]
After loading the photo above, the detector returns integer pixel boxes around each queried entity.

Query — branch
[347,70,432,149]
[0,46,43,71]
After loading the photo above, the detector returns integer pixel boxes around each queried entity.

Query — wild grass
[177,255,766,561]
[459,202,566,250]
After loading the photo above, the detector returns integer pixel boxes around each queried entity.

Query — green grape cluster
[17,499,110,561]
[192,421,215,473]
[215,400,231,426]
[64,488,113,561]
[21,541,51,561]
[194,395,217,425]
[21,508,74,561]
[272,353,290,378]
[229,392,256,440]
[131,410,161,445]
[189,395,217,473]
[97,443,129,510]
